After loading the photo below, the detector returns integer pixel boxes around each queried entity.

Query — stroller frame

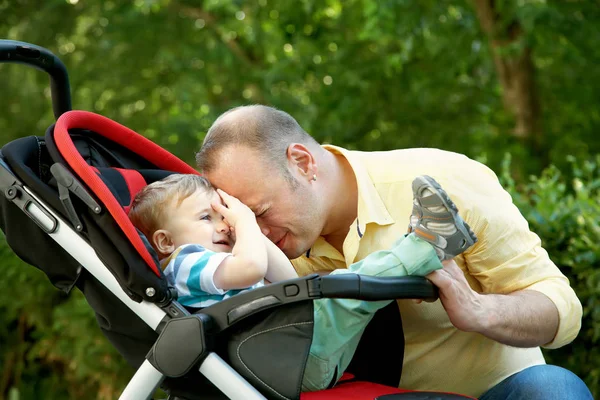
[0,40,465,400]
[0,147,265,399]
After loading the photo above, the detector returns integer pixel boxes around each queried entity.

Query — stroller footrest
[148,313,213,377]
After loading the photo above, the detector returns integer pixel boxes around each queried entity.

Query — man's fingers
[426,268,455,292]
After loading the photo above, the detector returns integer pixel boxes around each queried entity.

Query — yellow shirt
[292,145,582,398]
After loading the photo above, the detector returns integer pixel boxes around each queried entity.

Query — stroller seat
[0,40,475,400]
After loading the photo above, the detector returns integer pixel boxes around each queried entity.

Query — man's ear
[153,229,175,256]
[287,143,317,180]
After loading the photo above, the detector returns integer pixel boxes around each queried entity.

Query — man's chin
[282,243,310,260]
[276,234,313,259]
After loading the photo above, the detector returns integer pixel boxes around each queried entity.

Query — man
[196,105,591,399]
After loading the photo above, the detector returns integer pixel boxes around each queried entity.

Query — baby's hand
[212,189,256,228]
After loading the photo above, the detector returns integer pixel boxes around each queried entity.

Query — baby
[128,174,476,391]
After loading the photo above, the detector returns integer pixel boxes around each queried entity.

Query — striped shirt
[161,244,264,308]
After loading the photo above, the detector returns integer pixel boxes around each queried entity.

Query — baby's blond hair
[128,174,213,243]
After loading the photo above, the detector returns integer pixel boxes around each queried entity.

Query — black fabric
[0,132,227,398]
[66,128,161,170]
[0,138,81,292]
[346,302,404,387]
[95,168,174,208]
[96,167,133,207]
[74,269,227,400]
[224,301,315,400]
[43,126,169,302]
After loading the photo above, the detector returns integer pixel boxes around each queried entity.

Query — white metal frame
[23,187,266,400]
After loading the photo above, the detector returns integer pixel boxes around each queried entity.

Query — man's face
[203,145,324,259]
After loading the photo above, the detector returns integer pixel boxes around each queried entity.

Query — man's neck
[320,151,358,255]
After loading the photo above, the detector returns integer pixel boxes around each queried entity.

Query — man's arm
[430,163,581,349]
[428,261,559,347]
[263,236,299,282]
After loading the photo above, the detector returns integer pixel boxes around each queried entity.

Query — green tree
[0,0,598,398]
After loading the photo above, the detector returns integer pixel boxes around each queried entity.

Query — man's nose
[259,223,270,237]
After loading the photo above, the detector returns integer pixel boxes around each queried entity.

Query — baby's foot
[408,175,478,260]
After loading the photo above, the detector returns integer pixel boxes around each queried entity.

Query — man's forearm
[477,290,559,347]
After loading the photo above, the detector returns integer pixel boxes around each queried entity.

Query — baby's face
[162,189,233,253]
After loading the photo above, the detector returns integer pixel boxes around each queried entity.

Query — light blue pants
[301,233,443,391]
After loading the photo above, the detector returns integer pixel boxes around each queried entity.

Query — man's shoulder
[348,147,478,184]
[355,147,472,165]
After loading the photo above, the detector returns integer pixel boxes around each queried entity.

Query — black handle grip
[319,274,439,302]
[0,40,71,119]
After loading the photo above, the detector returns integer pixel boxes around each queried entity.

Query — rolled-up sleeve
[443,161,583,349]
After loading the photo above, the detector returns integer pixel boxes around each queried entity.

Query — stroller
[0,40,476,400]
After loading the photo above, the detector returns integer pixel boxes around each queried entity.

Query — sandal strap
[419,193,445,208]
[415,203,456,224]
[414,225,472,253]
[413,226,446,248]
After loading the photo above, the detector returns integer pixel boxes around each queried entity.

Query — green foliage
[0,236,133,399]
[0,0,598,398]
[0,0,598,172]
[501,154,600,396]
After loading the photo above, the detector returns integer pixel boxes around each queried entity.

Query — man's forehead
[205,146,273,205]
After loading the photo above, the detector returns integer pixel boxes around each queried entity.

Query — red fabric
[114,168,147,214]
[301,382,410,400]
[53,110,200,277]
[301,380,477,400]
[301,381,477,400]
[338,372,355,383]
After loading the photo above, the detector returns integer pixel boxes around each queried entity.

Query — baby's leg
[302,235,443,392]
[302,176,478,392]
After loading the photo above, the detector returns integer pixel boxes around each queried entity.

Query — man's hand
[425,259,487,332]
[424,259,560,347]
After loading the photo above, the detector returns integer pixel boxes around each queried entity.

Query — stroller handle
[199,274,438,332]
[0,40,71,119]
[318,274,439,302]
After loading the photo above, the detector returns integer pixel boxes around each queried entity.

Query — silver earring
[312,174,317,181]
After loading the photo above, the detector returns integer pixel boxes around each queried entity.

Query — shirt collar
[305,145,395,259]
[324,145,394,231]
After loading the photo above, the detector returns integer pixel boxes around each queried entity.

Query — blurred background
[0,0,599,399]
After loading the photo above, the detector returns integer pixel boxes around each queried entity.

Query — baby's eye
[200,214,211,221]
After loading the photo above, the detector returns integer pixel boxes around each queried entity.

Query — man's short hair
[128,174,212,241]
[196,105,319,180]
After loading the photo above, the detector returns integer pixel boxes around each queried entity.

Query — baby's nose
[217,220,230,233]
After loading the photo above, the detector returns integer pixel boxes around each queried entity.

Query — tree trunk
[473,0,542,146]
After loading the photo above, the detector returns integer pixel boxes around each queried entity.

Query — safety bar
[199,273,438,333]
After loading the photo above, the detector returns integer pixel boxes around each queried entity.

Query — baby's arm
[263,236,299,282]
[211,189,268,290]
